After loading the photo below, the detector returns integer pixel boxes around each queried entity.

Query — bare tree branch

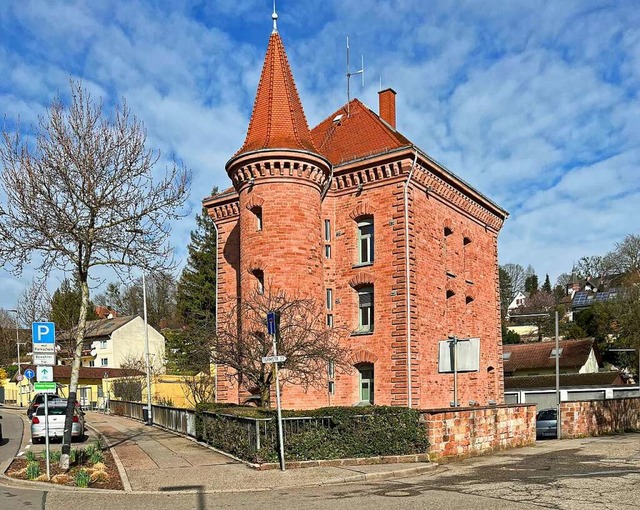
[0,79,190,469]
[214,285,352,407]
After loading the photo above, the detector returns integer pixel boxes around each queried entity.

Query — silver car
[30,400,85,443]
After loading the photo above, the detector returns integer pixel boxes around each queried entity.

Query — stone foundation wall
[421,404,536,461]
[561,398,640,438]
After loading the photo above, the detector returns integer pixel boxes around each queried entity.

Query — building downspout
[212,219,219,402]
[321,164,334,201]
[403,149,418,408]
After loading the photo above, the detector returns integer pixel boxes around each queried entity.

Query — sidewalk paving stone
[85,412,434,493]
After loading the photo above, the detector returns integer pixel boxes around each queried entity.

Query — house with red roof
[502,338,601,377]
[204,12,508,409]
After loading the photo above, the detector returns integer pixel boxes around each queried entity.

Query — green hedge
[195,405,428,463]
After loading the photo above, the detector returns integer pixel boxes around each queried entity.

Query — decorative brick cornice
[348,272,376,288]
[349,348,379,365]
[349,203,377,220]
[227,150,331,193]
[327,149,507,232]
[204,192,240,222]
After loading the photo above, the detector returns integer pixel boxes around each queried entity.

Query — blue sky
[1,0,639,310]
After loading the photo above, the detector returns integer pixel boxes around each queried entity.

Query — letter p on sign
[32,322,56,344]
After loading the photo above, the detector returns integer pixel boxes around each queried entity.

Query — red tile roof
[56,315,137,341]
[505,371,626,389]
[310,99,412,166]
[503,338,597,373]
[234,32,317,158]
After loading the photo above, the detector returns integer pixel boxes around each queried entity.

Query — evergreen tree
[524,273,539,295]
[176,194,217,326]
[499,267,513,319]
[50,278,98,332]
[541,274,552,293]
[172,191,218,374]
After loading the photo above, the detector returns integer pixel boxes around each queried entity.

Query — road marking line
[531,469,640,479]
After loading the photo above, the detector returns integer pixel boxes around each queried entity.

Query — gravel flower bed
[7,440,124,490]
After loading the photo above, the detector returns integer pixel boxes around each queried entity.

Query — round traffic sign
[24,369,35,379]
[16,373,23,382]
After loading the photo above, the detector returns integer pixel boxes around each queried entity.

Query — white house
[57,315,165,372]
[506,291,528,317]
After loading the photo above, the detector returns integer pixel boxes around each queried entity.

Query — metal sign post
[555,311,561,440]
[266,311,286,471]
[44,393,50,480]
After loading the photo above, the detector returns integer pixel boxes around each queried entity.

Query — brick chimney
[378,88,397,129]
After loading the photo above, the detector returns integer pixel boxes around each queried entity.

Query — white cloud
[0,0,639,308]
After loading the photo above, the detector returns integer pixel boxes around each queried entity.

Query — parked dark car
[26,393,61,419]
[536,408,558,439]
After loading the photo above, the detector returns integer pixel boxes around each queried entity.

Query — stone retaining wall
[421,404,536,461]
[561,398,640,438]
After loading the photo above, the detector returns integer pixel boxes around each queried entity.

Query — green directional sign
[34,382,57,394]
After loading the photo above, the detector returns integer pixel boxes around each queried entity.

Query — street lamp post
[508,311,560,437]
[141,271,153,425]
[7,308,22,406]
[447,334,459,407]
[125,227,153,425]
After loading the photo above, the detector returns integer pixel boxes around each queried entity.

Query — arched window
[252,269,264,294]
[253,206,263,231]
[357,218,374,264]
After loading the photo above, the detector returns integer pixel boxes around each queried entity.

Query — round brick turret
[227,149,330,301]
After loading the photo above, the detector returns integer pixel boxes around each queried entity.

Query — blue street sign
[24,368,35,380]
[267,312,277,335]
[32,322,56,344]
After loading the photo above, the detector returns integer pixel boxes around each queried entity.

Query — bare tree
[572,255,616,279]
[181,373,217,408]
[612,234,640,276]
[17,278,51,326]
[501,263,527,297]
[214,286,351,407]
[0,80,190,469]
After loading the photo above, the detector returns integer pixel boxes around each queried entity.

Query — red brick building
[204,19,508,410]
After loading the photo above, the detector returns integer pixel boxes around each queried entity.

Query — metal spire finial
[272,0,278,33]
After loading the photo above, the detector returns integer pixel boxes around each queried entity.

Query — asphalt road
[0,407,639,510]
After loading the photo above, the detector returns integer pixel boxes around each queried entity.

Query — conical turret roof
[233,32,318,157]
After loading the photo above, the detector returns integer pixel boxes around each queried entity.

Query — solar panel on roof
[572,291,588,307]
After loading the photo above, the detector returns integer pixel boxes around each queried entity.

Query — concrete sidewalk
[86,412,435,493]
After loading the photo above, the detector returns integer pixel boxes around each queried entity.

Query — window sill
[352,262,374,269]
[351,330,374,337]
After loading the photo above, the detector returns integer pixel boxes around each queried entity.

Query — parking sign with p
[32,321,56,353]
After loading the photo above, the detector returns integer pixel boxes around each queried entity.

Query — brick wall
[561,398,640,438]
[422,404,536,461]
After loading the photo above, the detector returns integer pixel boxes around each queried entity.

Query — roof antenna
[379,76,382,92]
[272,0,278,33]
[346,36,365,117]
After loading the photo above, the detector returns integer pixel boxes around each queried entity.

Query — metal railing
[110,400,341,456]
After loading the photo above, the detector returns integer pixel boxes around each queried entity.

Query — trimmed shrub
[195,405,428,463]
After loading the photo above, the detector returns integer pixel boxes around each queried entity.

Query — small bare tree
[0,80,190,469]
[181,373,217,408]
[215,286,351,407]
